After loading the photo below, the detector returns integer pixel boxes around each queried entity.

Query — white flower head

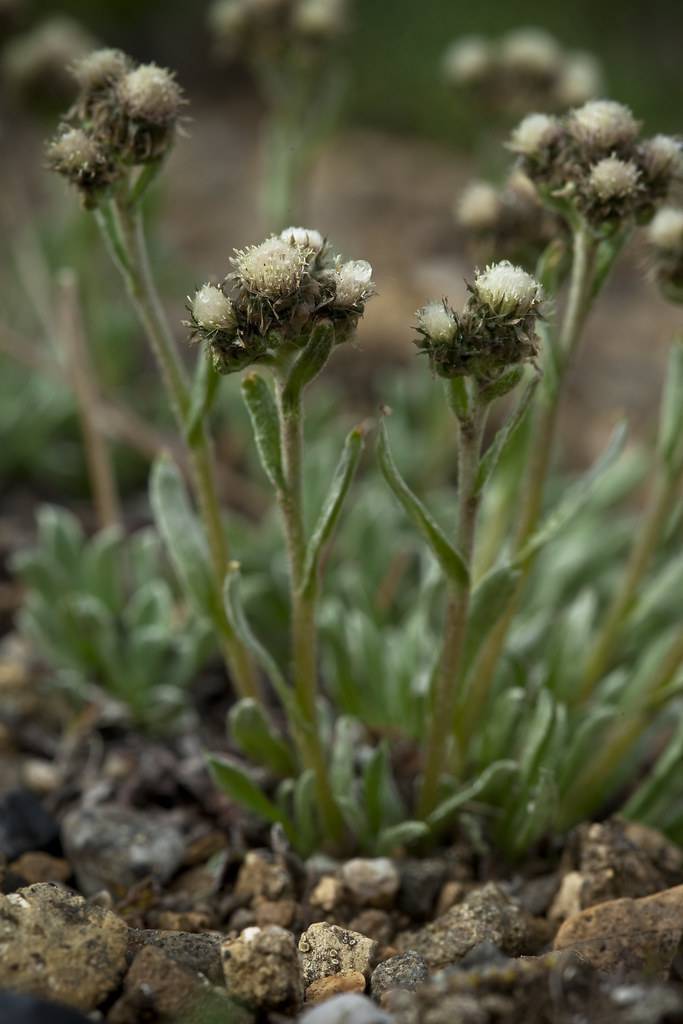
[568,99,639,152]
[233,236,308,299]
[508,112,561,157]
[474,260,543,316]
[117,63,184,123]
[417,302,457,344]
[648,207,683,252]
[209,0,250,40]
[556,51,602,107]
[587,157,640,201]
[333,259,374,308]
[192,284,236,331]
[500,27,560,75]
[71,48,131,90]
[280,226,325,253]
[47,127,102,173]
[455,182,501,231]
[642,135,683,181]
[443,36,493,86]
[293,0,347,38]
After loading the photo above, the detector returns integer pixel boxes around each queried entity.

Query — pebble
[235,849,294,903]
[298,922,379,988]
[108,946,206,1023]
[127,927,224,985]
[400,883,528,968]
[554,883,683,977]
[8,852,70,886]
[341,858,400,908]
[0,991,90,1024]
[298,992,394,1023]
[305,971,367,1003]
[0,882,128,1011]
[371,951,429,997]
[310,875,346,913]
[0,789,59,860]
[397,859,447,920]
[61,804,185,897]
[222,925,302,1009]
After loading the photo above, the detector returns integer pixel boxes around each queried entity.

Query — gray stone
[299,922,378,987]
[222,925,302,1009]
[235,849,294,903]
[0,882,128,1011]
[127,927,224,985]
[61,804,184,897]
[371,951,429,997]
[341,858,400,908]
[299,992,394,1023]
[397,858,447,920]
[400,883,528,968]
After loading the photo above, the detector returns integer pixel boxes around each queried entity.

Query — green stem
[274,371,345,844]
[418,393,487,818]
[463,224,599,732]
[577,471,678,702]
[97,193,259,700]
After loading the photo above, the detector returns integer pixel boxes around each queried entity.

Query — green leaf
[377,821,429,853]
[229,698,296,778]
[444,377,470,421]
[330,716,358,801]
[282,322,335,408]
[207,755,294,836]
[185,354,221,445]
[83,527,124,614]
[623,716,683,822]
[293,770,319,855]
[302,423,366,596]
[378,420,469,590]
[657,338,683,472]
[518,689,556,789]
[241,372,285,491]
[476,378,539,495]
[427,760,518,831]
[518,421,627,566]
[37,505,84,577]
[150,456,217,620]
[557,706,614,793]
[479,365,524,403]
[461,564,522,675]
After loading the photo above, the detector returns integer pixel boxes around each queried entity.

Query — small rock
[621,820,683,883]
[606,980,683,1023]
[236,849,294,903]
[8,852,70,886]
[397,859,447,920]
[127,927,224,985]
[299,922,379,988]
[0,882,128,1011]
[348,909,394,946]
[153,910,213,932]
[108,946,206,1023]
[549,870,585,923]
[400,883,528,968]
[306,971,367,1003]
[310,875,346,913]
[0,991,90,1024]
[435,880,466,917]
[20,759,61,796]
[254,897,297,928]
[371,952,428,997]
[299,992,394,1023]
[554,883,683,977]
[342,859,400,908]
[61,804,185,897]
[222,925,302,1009]
[0,789,59,859]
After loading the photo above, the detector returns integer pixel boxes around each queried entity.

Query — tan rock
[305,971,366,1004]
[222,925,302,1009]
[553,883,683,977]
[310,875,345,913]
[0,882,128,1011]
[299,922,378,987]
[8,852,70,885]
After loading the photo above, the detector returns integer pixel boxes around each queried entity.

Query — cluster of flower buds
[455,169,562,266]
[187,227,374,374]
[3,15,96,107]
[508,100,683,230]
[208,0,349,63]
[415,261,543,383]
[46,49,185,207]
[443,27,602,117]
[647,207,683,303]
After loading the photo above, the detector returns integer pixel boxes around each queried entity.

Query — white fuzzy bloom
[117,63,183,123]
[474,261,543,315]
[293,0,347,37]
[47,127,103,173]
[587,157,640,201]
[192,284,236,331]
[508,112,560,156]
[233,237,308,298]
[417,302,457,343]
[556,51,602,107]
[642,135,683,180]
[280,226,325,252]
[500,27,560,75]
[455,182,501,230]
[648,208,683,252]
[71,48,130,89]
[568,99,639,151]
[443,36,493,85]
[333,259,374,307]
[209,0,249,39]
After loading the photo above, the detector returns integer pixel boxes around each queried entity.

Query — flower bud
[648,207,683,252]
[555,51,602,108]
[568,99,639,154]
[333,260,374,308]
[640,135,683,188]
[115,63,184,163]
[500,27,560,78]
[443,36,493,87]
[293,0,347,40]
[191,284,237,331]
[46,126,116,206]
[232,236,309,299]
[472,260,543,317]
[70,47,131,92]
[416,302,458,344]
[455,182,501,232]
[508,112,561,158]
[4,15,96,105]
[586,157,640,202]
[280,226,325,252]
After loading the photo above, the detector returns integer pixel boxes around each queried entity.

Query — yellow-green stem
[418,398,487,818]
[99,194,259,699]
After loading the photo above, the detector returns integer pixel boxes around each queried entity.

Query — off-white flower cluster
[208,0,349,61]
